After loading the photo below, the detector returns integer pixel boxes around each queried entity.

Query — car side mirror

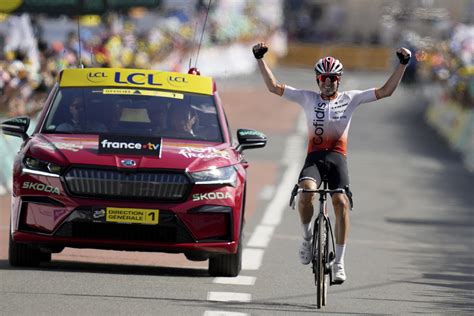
[236,128,267,152]
[1,116,30,141]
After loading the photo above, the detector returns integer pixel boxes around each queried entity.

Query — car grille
[64,168,190,200]
[54,210,195,243]
[70,222,178,242]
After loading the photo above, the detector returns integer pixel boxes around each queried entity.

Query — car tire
[208,238,242,277]
[9,232,42,267]
[184,252,208,261]
[40,252,52,263]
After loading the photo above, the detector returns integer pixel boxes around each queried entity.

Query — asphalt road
[1,68,473,315]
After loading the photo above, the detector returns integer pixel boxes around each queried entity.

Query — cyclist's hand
[396,47,412,65]
[253,42,268,60]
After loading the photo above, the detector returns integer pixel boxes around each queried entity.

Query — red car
[1,67,266,276]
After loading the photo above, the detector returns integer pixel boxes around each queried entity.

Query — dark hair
[70,96,82,107]
[168,103,196,120]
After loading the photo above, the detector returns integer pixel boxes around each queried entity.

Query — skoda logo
[121,159,136,167]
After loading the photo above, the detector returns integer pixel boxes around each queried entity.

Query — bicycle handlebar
[289,184,353,210]
[298,188,346,194]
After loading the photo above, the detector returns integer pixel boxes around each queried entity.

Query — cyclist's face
[317,75,340,96]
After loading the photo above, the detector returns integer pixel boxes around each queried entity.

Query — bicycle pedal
[332,280,344,285]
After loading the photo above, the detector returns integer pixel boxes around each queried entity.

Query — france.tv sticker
[98,135,162,157]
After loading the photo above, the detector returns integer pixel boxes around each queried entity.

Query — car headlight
[23,157,62,176]
[191,166,237,186]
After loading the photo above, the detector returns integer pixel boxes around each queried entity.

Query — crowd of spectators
[417,23,473,109]
[0,2,278,118]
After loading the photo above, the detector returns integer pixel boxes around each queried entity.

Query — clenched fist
[396,47,412,65]
[253,42,268,60]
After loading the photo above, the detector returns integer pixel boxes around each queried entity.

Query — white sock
[335,244,346,264]
[301,222,312,240]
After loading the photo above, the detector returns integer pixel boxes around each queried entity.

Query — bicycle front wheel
[315,214,326,309]
[322,220,329,306]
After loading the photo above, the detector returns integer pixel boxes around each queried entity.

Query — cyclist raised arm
[375,48,411,99]
[252,42,411,283]
[253,42,285,96]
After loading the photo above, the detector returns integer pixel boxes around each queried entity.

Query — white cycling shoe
[299,239,312,265]
[334,263,346,282]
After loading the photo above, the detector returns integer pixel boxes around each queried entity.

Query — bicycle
[289,178,353,309]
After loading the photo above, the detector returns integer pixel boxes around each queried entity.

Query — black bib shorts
[298,151,350,190]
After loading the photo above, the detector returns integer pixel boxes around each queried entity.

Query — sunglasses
[317,74,340,82]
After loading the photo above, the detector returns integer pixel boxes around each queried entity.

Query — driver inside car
[56,96,107,133]
[163,103,198,139]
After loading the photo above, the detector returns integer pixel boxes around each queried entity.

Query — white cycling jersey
[283,85,377,155]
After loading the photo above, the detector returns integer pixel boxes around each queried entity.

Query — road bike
[289,178,352,309]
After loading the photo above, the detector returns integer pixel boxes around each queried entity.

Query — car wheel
[40,252,52,263]
[9,232,41,267]
[208,238,242,277]
[184,252,208,262]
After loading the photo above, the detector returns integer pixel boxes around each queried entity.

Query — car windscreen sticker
[98,135,162,157]
[101,89,184,100]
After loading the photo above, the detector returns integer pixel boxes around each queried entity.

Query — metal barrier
[426,100,474,172]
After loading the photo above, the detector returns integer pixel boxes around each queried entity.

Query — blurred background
[0,0,472,192]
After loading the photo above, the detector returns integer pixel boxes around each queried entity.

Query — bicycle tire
[316,214,325,309]
[322,219,329,306]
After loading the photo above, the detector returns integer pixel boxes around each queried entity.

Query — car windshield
[42,87,223,142]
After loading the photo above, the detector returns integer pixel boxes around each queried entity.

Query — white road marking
[206,113,306,315]
[246,225,275,248]
[204,311,249,316]
[242,248,264,270]
[213,276,256,286]
[207,292,252,302]
[258,185,275,200]
[297,111,307,135]
[260,162,300,227]
[249,124,305,231]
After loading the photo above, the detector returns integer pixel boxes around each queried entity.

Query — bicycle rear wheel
[314,214,326,309]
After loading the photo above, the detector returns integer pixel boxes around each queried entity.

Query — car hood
[28,134,238,172]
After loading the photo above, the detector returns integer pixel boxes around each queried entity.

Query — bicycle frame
[289,180,346,308]
[314,182,337,284]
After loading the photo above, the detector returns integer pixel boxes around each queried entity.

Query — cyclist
[252,42,411,282]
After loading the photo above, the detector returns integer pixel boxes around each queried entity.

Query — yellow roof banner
[59,68,214,95]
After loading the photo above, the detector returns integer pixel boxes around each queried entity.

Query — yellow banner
[60,68,213,95]
[106,207,159,225]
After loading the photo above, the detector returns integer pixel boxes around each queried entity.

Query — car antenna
[194,0,212,69]
[188,20,199,70]
[89,16,95,66]
[76,16,84,68]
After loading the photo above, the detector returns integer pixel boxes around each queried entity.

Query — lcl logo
[167,75,188,87]
[87,71,108,83]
